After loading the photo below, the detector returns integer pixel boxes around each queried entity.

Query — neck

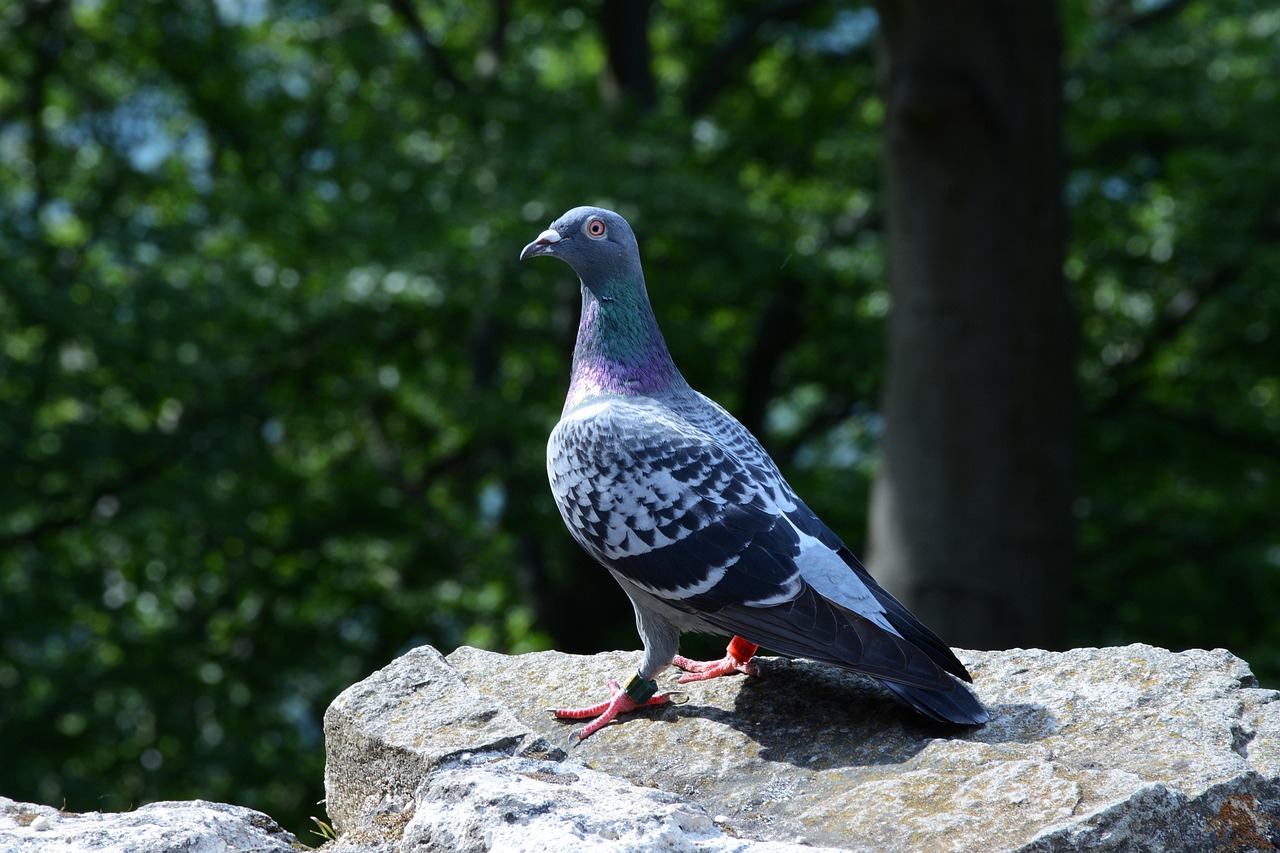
[565,278,682,411]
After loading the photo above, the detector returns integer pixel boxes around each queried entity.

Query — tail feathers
[881,678,989,726]
[836,546,974,684]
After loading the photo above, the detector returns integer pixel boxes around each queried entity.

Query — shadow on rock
[663,657,1059,770]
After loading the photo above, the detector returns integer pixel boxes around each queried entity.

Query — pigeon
[520,206,989,740]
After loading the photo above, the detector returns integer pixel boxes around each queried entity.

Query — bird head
[519,207,643,289]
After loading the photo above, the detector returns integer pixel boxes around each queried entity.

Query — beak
[520,228,563,261]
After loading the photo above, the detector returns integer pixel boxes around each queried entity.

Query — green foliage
[1065,0,1280,680]
[0,0,1276,840]
[0,0,882,836]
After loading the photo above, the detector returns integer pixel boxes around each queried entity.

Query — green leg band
[624,672,658,705]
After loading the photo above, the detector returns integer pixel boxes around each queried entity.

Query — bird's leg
[672,635,760,683]
[551,672,676,741]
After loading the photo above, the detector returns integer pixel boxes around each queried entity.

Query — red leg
[672,636,760,683]
[552,675,675,741]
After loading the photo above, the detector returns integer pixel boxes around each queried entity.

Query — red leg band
[728,636,759,663]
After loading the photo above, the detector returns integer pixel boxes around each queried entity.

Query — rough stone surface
[396,754,819,853]
[321,644,565,845]
[0,796,300,852]
[323,643,1280,852]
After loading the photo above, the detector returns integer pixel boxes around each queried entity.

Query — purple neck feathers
[565,282,683,410]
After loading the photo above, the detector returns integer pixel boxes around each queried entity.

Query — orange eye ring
[586,218,607,238]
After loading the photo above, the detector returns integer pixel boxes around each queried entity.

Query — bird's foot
[551,673,678,741]
[673,636,761,683]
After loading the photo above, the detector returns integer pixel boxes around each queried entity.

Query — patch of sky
[770,387,882,471]
[1100,175,1135,203]
[69,87,215,188]
[213,0,270,27]
[795,407,884,471]
[803,7,877,54]
[478,481,506,528]
[278,694,322,747]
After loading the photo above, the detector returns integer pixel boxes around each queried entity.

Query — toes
[676,669,717,684]
[551,676,678,740]
[671,654,704,673]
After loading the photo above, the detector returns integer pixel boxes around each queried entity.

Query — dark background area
[2,0,1277,844]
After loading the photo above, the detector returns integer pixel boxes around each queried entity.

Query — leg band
[624,672,659,705]
[728,636,759,663]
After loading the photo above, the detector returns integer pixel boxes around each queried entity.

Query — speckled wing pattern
[548,390,969,692]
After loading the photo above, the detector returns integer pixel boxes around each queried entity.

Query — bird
[519,205,989,740]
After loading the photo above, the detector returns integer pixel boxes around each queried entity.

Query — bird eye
[586,218,607,239]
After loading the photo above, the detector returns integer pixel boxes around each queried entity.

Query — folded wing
[549,397,983,713]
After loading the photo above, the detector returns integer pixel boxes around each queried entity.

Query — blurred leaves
[0,0,878,835]
[1065,0,1280,676]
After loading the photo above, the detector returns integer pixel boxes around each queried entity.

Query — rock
[321,644,565,845]
[322,644,821,853]
[323,643,1280,852]
[0,796,299,852]
[399,754,816,852]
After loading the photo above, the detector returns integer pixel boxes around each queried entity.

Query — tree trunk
[599,0,655,108]
[867,0,1075,650]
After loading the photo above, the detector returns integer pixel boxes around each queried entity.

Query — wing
[548,395,966,693]
[659,391,974,685]
[549,395,801,604]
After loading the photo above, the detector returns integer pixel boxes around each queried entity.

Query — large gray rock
[0,796,300,852]
[324,643,1280,852]
[322,645,816,853]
